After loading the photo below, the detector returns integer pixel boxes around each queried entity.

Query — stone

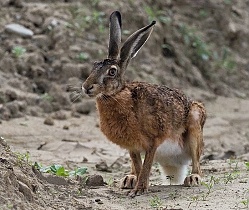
[63,125,69,130]
[74,100,95,115]
[0,56,15,73]
[44,116,54,126]
[95,161,111,172]
[52,111,67,120]
[5,23,34,38]
[32,35,51,50]
[61,63,82,79]
[5,89,18,102]
[85,174,105,186]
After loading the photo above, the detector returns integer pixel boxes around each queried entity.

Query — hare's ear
[120,21,156,69]
[108,11,122,59]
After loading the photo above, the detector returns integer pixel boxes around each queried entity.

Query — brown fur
[82,11,206,197]
[96,82,191,151]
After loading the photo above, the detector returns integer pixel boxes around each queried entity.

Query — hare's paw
[120,175,137,189]
[184,174,202,187]
[128,187,148,198]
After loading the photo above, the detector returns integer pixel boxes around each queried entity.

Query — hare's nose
[84,85,94,95]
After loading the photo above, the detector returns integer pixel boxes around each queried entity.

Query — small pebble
[95,161,111,172]
[5,23,34,38]
[95,198,103,204]
[85,174,105,186]
[0,137,8,147]
[44,117,54,126]
[63,125,69,130]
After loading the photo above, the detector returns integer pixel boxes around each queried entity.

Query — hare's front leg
[128,146,157,197]
[120,151,142,189]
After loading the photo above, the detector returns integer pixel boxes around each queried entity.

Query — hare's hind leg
[120,151,142,189]
[184,102,206,187]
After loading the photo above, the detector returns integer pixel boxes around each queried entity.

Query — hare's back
[127,82,191,133]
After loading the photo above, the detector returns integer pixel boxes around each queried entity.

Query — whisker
[97,93,129,112]
[109,95,128,111]
[67,85,82,92]
[98,94,107,105]
[69,91,83,104]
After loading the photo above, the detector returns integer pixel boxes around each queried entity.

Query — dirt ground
[1,94,249,210]
[0,0,249,210]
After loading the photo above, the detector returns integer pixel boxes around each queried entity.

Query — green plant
[179,23,236,80]
[144,5,171,24]
[5,203,14,209]
[149,195,163,209]
[245,162,249,171]
[12,46,26,58]
[90,0,100,7]
[76,52,89,62]
[223,171,240,184]
[228,158,239,172]
[92,11,106,33]
[41,93,53,102]
[199,9,209,18]
[240,198,249,208]
[15,151,31,166]
[179,24,211,61]
[67,6,106,34]
[168,190,179,200]
[106,177,114,187]
[215,47,237,72]
[188,195,199,209]
[34,162,87,177]
[224,0,232,4]
[201,175,216,200]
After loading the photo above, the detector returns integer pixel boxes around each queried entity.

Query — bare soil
[0,0,249,209]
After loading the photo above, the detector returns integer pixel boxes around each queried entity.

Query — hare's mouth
[82,85,97,97]
[86,93,96,97]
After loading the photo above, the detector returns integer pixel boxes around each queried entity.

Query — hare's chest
[97,105,144,150]
[98,110,135,145]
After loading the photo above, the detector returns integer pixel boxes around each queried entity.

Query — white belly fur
[154,139,191,184]
[155,139,190,165]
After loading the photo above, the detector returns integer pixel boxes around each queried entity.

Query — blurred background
[1,0,249,120]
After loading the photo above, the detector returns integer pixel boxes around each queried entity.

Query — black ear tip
[111,11,121,18]
[151,20,156,25]
[110,11,122,27]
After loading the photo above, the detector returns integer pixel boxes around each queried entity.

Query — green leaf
[34,163,87,178]
[56,166,69,177]
[245,162,249,170]
[33,162,42,170]
[69,167,87,177]
[75,167,87,176]
[50,164,60,173]
[40,166,52,173]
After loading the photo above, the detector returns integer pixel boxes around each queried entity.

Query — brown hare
[82,11,206,197]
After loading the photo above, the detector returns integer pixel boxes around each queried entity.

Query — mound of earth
[0,137,94,209]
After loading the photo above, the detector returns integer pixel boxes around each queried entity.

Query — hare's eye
[108,68,117,77]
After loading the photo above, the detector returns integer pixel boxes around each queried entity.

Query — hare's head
[82,11,156,97]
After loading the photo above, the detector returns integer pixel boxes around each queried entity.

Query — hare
[82,11,206,197]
